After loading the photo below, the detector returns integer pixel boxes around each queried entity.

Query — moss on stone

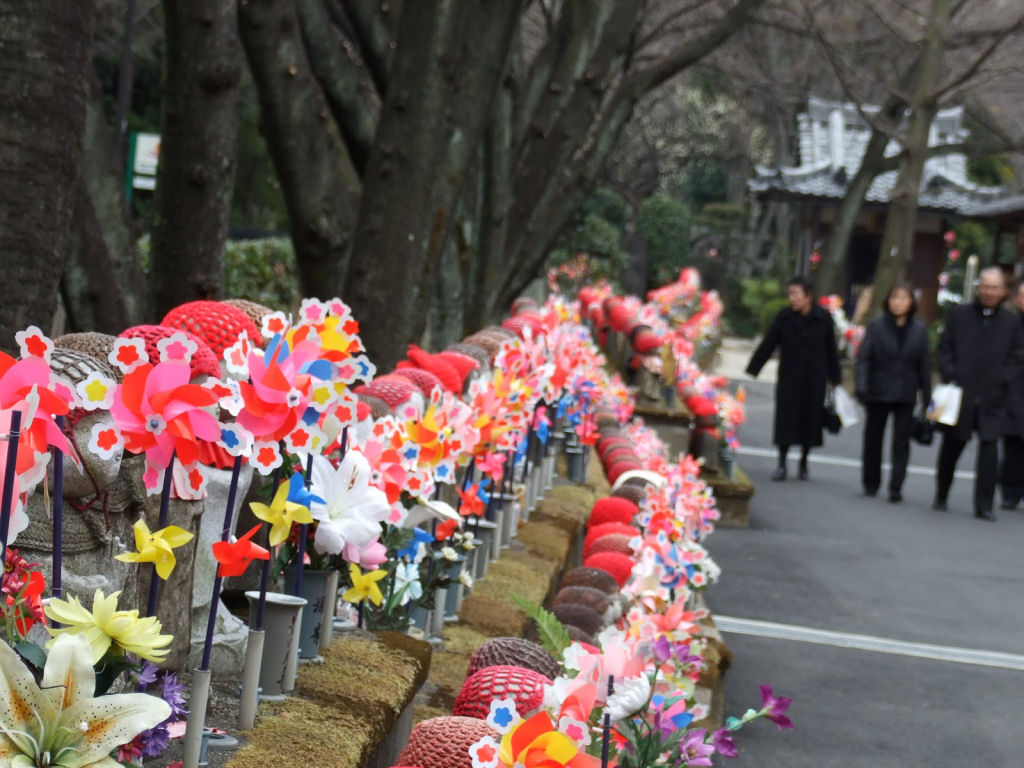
[226,630,430,768]
[227,697,369,768]
[515,521,572,562]
[442,623,496,654]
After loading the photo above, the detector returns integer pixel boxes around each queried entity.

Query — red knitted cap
[589,497,639,527]
[583,551,635,587]
[355,375,421,409]
[118,325,220,379]
[161,300,262,358]
[398,717,498,768]
[435,351,478,386]
[633,329,662,354]
[406,345,460,393]
[393,366,445,398]
[453,665,551,721]
[607,459,642,485]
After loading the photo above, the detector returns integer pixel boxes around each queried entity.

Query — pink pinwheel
[107,361,220,491]
[235,336,331,443]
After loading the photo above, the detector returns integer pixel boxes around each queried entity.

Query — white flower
[308,451,390,563]
[394,562,423,606]
[0,633,170,766]
[440,546,459,562]
[458,570,474,589]
[604,674,651,722]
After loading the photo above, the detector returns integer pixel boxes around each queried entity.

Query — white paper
[927,383,962,426]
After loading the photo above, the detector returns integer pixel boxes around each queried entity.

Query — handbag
[911,414,934,445]
[823,391,842,434]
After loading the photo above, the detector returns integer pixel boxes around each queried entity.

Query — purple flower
[137,661,159,686]
[679,728,715,766]
[139,722,170,758]
[759,685,794,730]
[652,634,672,664]
[162,672,189,719]
[711,727,738,758]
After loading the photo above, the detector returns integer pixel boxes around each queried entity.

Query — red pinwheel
[212,524,270,577]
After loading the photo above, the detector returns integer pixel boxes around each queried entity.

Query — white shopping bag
[927,383,962,426]
[833,386,861,428]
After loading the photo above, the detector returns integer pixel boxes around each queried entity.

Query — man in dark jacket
[999,279,1024,509]
[746,275,841,481]
[934,267,1024,521]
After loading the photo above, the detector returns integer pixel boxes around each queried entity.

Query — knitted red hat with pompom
[118,325,220,380]
[161,300,262,358]
[435,351,478,388]
[406,345,461,393]
[589,497,639,527]
[583,551,635,587]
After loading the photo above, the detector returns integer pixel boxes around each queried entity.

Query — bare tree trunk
[238,0,361,299]
[870,0,952,317]
[345,0,524,369]
[150,0,242,318]
[0,1,94,349]
[62,72,147,333]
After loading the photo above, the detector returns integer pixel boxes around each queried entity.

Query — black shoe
[798,463,809,480]
[932,499,948,512]
[975,508,997,522]
[771,467,787,481]
[864,487,878,497]
[888,491,902,503]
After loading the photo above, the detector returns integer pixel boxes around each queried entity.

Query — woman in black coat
[854,283,931,503]
[746,276,841,481]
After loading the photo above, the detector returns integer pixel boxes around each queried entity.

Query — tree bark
[344,0,524,369]
[239,0,361,298]
[150,0,243,319]
[870,0,952,317]
[62,71,148,334]
[0,1,95,349]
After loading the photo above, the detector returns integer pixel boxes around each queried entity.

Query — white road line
[735,445,975,480]
[714,615,1024,672]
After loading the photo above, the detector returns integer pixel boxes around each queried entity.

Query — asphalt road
[701,377,1024,767]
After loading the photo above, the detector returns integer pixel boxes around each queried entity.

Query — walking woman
[854,283,931,503]
[746,275,841,481]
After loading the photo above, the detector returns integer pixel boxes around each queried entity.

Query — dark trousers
[1000,435,1024,505]
[936,427,998,513]
[861,402,914,494]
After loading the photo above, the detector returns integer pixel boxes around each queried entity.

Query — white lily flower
[394,562,423,606]
[308,451,390,561]
[0,633,170,767]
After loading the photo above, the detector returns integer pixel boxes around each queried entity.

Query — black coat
[746,304,841,447]
[1001,312,1024,437]
[937,302,1024,441]
[854,315,931,406]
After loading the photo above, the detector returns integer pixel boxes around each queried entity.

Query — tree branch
[326,0,397,96]
[932,12,1024,102]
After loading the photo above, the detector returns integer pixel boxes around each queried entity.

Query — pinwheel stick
[0,410,22,558]
[255,462,284,630]
[201,454,243,671]
[145,453,176,618]
[51,415,65,627]
[292,453,315,598]
[601,674,614,768]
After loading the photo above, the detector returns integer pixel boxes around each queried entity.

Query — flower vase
[318,569,340,655]
[565,447,586,484]
[443,556,466,621]
[244,591,307,699]
[719,446,735,480]
[283,568,331,662]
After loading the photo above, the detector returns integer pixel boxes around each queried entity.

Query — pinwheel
[342,562,387,606]
[115,519,195,580]
[249,479,314,547]
[212,524,270,578]
[487,711,599,768]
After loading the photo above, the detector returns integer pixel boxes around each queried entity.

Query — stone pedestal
[703,464,755,529]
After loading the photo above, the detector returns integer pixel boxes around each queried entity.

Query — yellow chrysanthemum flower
[44,589,173,664]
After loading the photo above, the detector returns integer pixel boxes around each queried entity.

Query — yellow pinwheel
[249,479,314,547]
[342,563,388,606]
[115,519,194,580]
